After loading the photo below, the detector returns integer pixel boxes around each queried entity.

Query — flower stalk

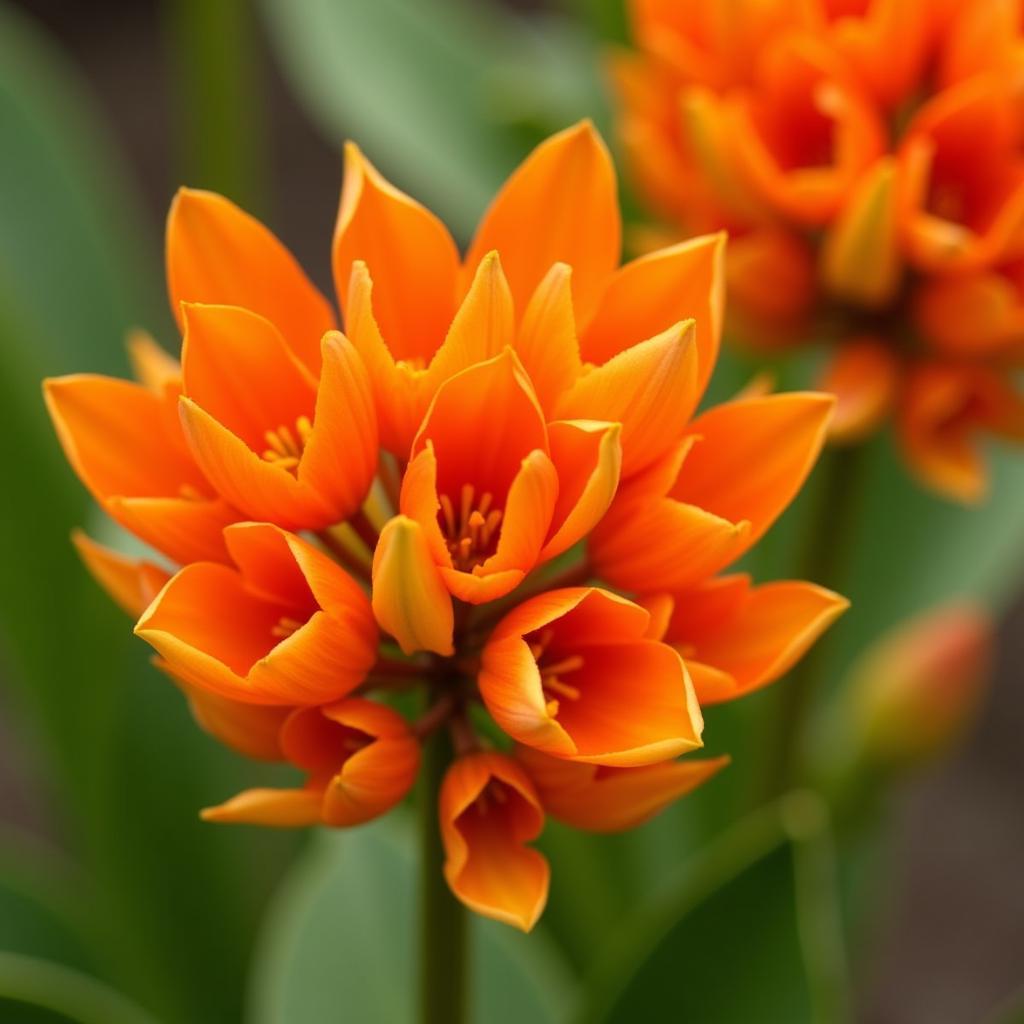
[419,726,467,1024]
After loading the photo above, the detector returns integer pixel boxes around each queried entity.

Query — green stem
[764,443,865,795]
[164,0,265,211]
[419,728,468,1024]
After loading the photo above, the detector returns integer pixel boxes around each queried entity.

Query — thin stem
[764,444,865,796]
[419,728,468,1024]
[351,508,380,552]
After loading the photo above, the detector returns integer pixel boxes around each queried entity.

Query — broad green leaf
[575,798,849,1024]
[0,7,298,1022]
[0,952,159,1024]
[249,816,575,1024]
[257,0,607,238]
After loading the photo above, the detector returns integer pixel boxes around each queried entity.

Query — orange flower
[479,588,703,766]
[46,124,845,931]
[203,699,420,828]
[136,522,377,705]
[616,0,1024,500]
[439,753,548,931]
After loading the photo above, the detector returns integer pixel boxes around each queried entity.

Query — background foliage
[0,1,1022,1021]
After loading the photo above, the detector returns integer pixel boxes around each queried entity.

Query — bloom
[45,123,845,931]
[615,0,1024,500]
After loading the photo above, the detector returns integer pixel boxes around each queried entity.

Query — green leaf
[575,797,852,1024]
[249,816,576,1024]
[0,953,160,1024]
[257,0,607,238]
[0,7,299,1022]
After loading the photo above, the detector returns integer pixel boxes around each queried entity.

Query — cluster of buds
[45,124,847,930]
[614,0,1024,500]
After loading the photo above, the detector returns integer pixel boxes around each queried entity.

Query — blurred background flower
[1,1,1023,1022]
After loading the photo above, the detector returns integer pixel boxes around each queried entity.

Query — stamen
[534,638,583,717]
[543,676,581,701]
[262,415,314,474]
[439,484,504,571]
[270,615,305,639]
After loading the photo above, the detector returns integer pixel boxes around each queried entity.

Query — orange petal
[555,320,699,478]
[167,188,334,375]
[517,745,728,832]
[515,263,582,415]
[818,338,900,443]
[440,752,549,931]
[71,530,170,618]
[424,251,514,397]
[333,142,459,365]
[281,699,420,826]
[136,525,376,704]
[465,121,620,323]
[821,156,902,308]
[480,587,704,766]
[180,333,376,529]
[43,374,234,563]
[541,420,622,562]
[578,233,725,405]
[668,578,849,703]
[589,495,750,593]
[672,393,835,552]
[344,261,420,456]
[372,516,454,656]
[201,788,323,827]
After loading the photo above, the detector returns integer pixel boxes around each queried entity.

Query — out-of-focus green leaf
[0,6,298,1023]
[249,816,575,1024]
[258,0,607,237]
[574,798,852,1024]
[0,952,160,1024]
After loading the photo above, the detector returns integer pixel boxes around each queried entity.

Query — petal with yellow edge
[465,121,620,323]
[71,530,170,618]
[135,522,376,704]
[479,588,703,766]
[555,320,699,478]
[664,576,849,704]
[167,188,334,375]
[440,752,549,932]
[333,142,459,367]
[43,373,236,564]
[180,311,377,530]
[517,745,729,833]
[372,516,454,657]
[579,232,725,406]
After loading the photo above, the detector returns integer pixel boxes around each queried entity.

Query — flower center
[529,628,583,718]
[439,483,504,572]
[474,780,509,817]
[262,415,313,473]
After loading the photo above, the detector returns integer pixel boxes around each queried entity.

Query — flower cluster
[615,0,1024,500]
[45,123,846,931]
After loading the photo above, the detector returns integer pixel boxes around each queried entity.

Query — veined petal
[517,745,729,833]
[424,251,514,395]
[590,493,750,594]
[167,188,334,375]
[579,233,725,406]
[480,587,703,766]
[668,579,849,703]
[672,393,834,553]
[465,121,620,323]
[333,142,459,364]
[440,753,549,932]
[345,261,420,456]
[515,263,582,414]
[555,320,699,478]
[71,530,170,618]
[372,516,454,656]
[107,495,236,566]
[541,420,622,562]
